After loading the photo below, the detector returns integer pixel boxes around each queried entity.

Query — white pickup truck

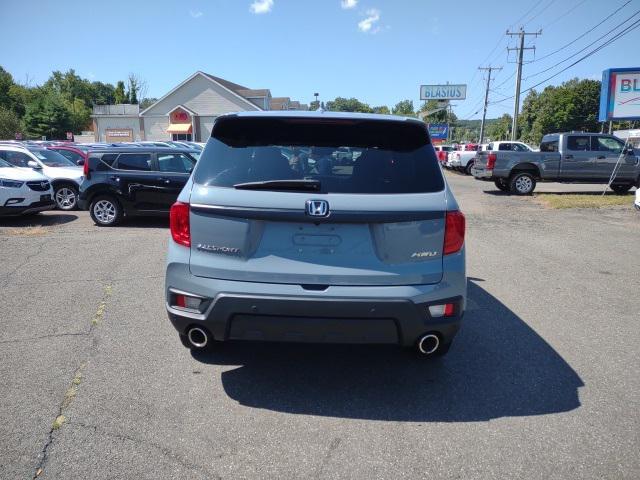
[446,144,480,174]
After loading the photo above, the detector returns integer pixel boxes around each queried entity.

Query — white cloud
[341,0,357,9]
[189,10,203,18]
[358,8,381,33]
[250,0,273,14]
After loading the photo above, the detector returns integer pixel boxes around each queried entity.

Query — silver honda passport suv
[165,111,466,357]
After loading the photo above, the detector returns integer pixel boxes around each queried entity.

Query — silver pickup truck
[472,132,640,194]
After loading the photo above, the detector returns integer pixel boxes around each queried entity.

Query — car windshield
[0,158,14,168]
[194,116,444,194]
[29,148,76,167]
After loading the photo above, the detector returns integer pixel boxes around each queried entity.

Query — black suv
[78,148,198,226]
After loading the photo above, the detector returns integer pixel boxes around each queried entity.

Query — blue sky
[1,0,638,120]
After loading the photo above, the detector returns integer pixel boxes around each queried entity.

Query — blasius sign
[599,68,640,121]
[420,84,467,101]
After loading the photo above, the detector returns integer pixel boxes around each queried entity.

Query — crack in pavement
[31,283,113,479]
[0,240,46,289]
[71,422,221,478]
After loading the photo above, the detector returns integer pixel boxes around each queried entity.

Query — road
[1,173,638,479]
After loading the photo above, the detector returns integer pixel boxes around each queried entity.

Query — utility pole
[478,66,502,144]
[507,28,541,141]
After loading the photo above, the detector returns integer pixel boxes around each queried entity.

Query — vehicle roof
[87,147,199,154]
[225,110,424,124]
[543,132,612,138]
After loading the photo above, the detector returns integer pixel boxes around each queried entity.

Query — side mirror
[76,159,85,166]
[27,160,42,169]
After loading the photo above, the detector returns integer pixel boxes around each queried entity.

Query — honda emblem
[305,199,329,217]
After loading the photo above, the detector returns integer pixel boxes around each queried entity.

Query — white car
[635,189,640,211]
[0,145,83,210]
[0,157,55,216]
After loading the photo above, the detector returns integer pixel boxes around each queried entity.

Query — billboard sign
[428,123,449,140]
[420,84,467,101]
[599,68,640,121]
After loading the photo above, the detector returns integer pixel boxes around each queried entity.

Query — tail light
[487,153,497,170]
[443,211,465,255]
[83,156,90,177]
[170,201,191,247]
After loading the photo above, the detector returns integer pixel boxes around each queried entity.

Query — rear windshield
[193,116,444,194]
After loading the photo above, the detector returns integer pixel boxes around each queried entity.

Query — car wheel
[494,179,510,191]
[465,161,474,175]
[54,184,78,210]
[610,184,632,194]
[509,172,536,195]
[90,195,122,226]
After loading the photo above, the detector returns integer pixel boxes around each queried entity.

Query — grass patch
[535,193,634,209]
[52,415,66,430]
[5,226,48,237]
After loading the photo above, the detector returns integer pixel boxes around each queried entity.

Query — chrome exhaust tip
[187,327,208,349]
[417,333,440,355]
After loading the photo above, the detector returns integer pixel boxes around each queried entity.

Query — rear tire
[610,184,632,194]
[509,172,536,195]
[465,161,474,175]
[494,178,510,191]
[89,195,123,226]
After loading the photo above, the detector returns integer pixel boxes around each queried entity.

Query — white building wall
[199,116,217,141]
[143,117,170,141]
[142,74,259,117]
[95,116,141,142]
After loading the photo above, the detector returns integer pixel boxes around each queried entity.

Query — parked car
[0,157,55,216]
[0,145,84,210]
[635,189,640,211]
[47,144,90,166]
[78,147,198,226]
[447,143,479,174]
[434,145,454,165]
[472,132,640,194]
[164,111,466,358]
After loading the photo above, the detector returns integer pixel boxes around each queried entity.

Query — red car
[434,145,454,164]
[46,144,90,166]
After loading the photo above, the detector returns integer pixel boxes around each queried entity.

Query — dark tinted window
[567,136,591,151]
[157,153,195,173]
[540,140,559,152]
[54,149,83,163]
[498,143,512,151]
[115,153,152,171]
[513,143,529,152]
[193,116,444,194]
[29,149,76,167]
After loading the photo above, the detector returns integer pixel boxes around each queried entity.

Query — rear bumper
[165,254,466,347]
[471,167,493,179]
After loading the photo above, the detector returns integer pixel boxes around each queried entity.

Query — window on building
[172,133,192,141]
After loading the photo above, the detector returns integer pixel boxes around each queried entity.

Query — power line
[542,0,589,30]
[522,0,557,25]
[488,18,640,106]
[524,9,640,81]
[533,0,632,63]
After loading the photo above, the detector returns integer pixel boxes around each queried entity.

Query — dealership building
[91,71,307,143]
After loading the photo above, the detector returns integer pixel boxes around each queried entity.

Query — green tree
[91,81,116,105]
[419,100,455,123]
[127,74,139,104]
[325,97,373,113]
[372,105,390,114]
[392,99,415,116]
[518,78,601,144]
[487,114,512,141]
[114,81,127,104]
[139,97,158,110]
[23,90,72,139]
[0,106,22,140]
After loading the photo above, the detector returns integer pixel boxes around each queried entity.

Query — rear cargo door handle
[597,156,606,160]
[564,155,573,160]
[158,177,171,184]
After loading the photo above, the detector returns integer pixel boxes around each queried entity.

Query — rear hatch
[188,114,448,287]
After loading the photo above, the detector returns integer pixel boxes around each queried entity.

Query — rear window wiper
[233,179,321,191]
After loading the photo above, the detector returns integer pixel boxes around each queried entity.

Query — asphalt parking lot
[1,173,638,479]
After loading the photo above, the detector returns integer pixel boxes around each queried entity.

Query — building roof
[236,88,271,98]
[200,73,248,92]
